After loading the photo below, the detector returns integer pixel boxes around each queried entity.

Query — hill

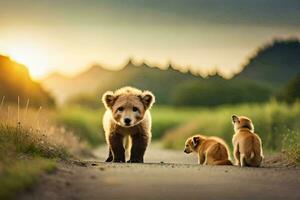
[0,55,55,107]
[42,60,204,104]
[237,39,300,86]
[43,60,272,106]
[276,74,300,103]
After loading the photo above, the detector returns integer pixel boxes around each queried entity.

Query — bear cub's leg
[128,134,149,163]
[109,133,126,162]
[105,149,113,162]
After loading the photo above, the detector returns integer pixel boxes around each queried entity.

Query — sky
[0,0,300,79]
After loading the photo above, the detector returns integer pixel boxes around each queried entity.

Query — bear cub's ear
[102,91,115,109]
[141,91,155,109]
[232,115,240,124]
[192,136,201,147]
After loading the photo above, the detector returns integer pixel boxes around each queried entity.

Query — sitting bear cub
[102,86,155,163]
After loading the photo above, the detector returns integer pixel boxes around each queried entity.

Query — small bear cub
[232,115,264,167]
[102,86,155,163]
[184,134,232,165]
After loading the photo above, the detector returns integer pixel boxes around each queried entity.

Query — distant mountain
[42,60,203,104]
[42,59,272,106]
[41,39,300,106]
[237,39,300,86]
[0,55,55,107]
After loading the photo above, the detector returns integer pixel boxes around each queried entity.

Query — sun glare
[4,44,49,79]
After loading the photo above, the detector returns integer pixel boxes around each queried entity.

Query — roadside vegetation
[55,106,102,147]
[0,103,89,199]
[282,131,300,163]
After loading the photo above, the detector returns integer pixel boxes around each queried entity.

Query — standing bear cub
[102,86,155,163]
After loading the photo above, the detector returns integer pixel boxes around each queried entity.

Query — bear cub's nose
[124,118,132,126]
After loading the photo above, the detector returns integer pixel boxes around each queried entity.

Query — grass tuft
[282,131,300,163]
[0,124,68,160]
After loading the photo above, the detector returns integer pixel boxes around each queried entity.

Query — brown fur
[184,135,232,165]
[102,87,155,163]
[232,115,264,167]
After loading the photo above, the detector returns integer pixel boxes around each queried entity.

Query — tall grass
[282,131,300,163]
[1,104,89,158]
[0,98,89,199]
[162,101,300,155]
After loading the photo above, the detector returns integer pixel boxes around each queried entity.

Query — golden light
[4,43,50,79]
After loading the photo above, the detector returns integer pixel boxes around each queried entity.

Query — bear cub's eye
[117,107,124,112]
[132,107,139,112]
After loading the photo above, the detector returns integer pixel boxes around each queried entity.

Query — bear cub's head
[232,115,254,133]
[184,135,204,154]
[102,86,155,127]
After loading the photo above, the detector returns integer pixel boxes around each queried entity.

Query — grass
[0,104,89,199]
[151,106,203,139]
[0,158,56,200]
[0,124,68,160]
[283,131,300,163]
[55,106,103,147]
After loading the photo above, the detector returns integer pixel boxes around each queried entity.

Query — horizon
[1,0,300,79]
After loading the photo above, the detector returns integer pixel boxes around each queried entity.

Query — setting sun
[3,43,50,79]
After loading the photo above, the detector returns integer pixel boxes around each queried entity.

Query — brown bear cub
[232,115,264,167]
[184,134,232,165]
[102,86,155,163]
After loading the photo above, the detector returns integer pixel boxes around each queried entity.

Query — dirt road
[20,145,300,200]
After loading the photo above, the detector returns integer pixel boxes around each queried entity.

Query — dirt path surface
[19,145,300,200]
